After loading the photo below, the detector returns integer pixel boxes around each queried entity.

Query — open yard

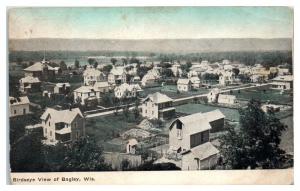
[225,85,293,105]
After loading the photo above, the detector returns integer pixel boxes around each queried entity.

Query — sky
[8,7,293,39]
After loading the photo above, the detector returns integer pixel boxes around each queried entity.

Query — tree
[133,100,140,121]
[102,64,113,74]
[110,58,117,65]
[88,58,95,65]
[74,59,80,69]
[219,99,288,169]
[60,138,111,171]
[232,68,240,76]
[59,61,67,70]
[93,62,98,68]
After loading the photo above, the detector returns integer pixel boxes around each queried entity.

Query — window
[177,129,182,139]
[14,110,16,114]
[45,128,47,135]
[76,131,80,139]
[23,108,26,114]
[73,122,77,128]
[152,111,154,115]
[49,122,51,126]
[145,110,147,114]
[50,131,52,136]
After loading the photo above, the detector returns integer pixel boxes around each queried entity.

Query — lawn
[85,113,140,145]
[176,103,240,122]
[227,85,293,105]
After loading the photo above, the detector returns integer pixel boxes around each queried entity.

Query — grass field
[85,113,140,145]
[176,103,240,122]
[227,85,293,105]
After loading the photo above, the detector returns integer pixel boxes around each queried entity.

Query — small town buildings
[83,67,106,86]
[277,67,290,76]
[189,76,201,89]
[207,88,221,103]
[23,58,56,80]
[9,96,30,117]
[73,86,101,105]
[54,83,70,94]
[219,71,235,86]
[108,66,127,85]
[168,111,222,170]
[19,76,41,93]
[40,107,85,144]
[270,75,293,90]
[217,94,237,105]
[141,92,175,120]
[131,75,141,83]
[126,139,138,154]
[93,81,110,93]
[177,79,192,92]
[141,73,156,86]
[114,83,142,99]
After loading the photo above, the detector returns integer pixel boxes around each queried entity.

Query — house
[141,92,175,120]
[261,104,281,113]
[23,58,56,80]
[170,63,183,77]
[270,75,293,90]
[131,75,141,83]
[250,74,265,83]
[19,76,41,93]
[217,94,237,105]
[73,86,101,105]
[40,107,85,144]
[108,66,127,85]
[277,67,290,76]
[114,83,142,99]
[168,111,221,170]
[54,83,70,94]
[83,68,106,86]
[189,76,201,89]
[177,79,191,92]
[141,73,156,86]
[93,81,110,93]
[219,71,235,86]
[126,139,138,154]
[9,96,30,117]
[207,88,221,103]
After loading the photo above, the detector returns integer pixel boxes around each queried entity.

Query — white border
[1,0,298,190]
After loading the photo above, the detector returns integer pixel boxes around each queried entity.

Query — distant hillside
[9,38,292,53]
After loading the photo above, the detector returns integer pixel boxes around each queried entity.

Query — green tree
[60,138,111,171]
[59,60,67,70]
[219,99,288,169]
[110,58,117,65]
[74,59,80,69]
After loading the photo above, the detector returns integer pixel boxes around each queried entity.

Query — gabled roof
[110,66,125,76]
[169,110,225,134]
[40,107,83,124]
[94,81,110,88]
[83,68,103,77]
[24,59,53,72]
[56,83,70,88]
[9,96,30,105]
[74,85,99,93]
[20,76,41,83]
[182,142,219,160]
[143,92,173,104]
[218,94,236,100]
[177,78,191,85]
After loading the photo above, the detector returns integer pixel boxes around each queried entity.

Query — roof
[170,110,225,134]
[272,75,293,82]
[9,96,30,105]
[83,68,103,77]
[94,81,110,88]
[55,127,72,134]
[115,83,142,92]
[20,76,40,83]
[182,142,219,160]
[74,85,99,93]
[177,78,191,85]
[144,92,173,104]
[127,138,138,146]
[218,94,236,100]
[190,76,200,83]
[24,59,52,72]
[56,83,70,87]
[110,66,125,76]
[40,107,83,124]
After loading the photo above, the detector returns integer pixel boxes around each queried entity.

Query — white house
[168,111,222,170]
[177,79,191,92]
[54,83,70,94]
[108,66,127,85]
[93,81,110,93]
[114,83,142,99]
[126,139,138,154]
[19,76,41,93]
[217,94,237,105]
[189,76,201,89]
[83,68,106,86]
[23,58,56,80]
[40,107,85,144]
[207,88,221,103]
[141,92,175,120]
[73,86,101,105]
[9,96,30,117]
[277,67,290,76]
[219,71,235,86]
[270,75,293,90]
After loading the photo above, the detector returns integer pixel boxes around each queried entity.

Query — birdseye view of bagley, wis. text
[8,7,293,180]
